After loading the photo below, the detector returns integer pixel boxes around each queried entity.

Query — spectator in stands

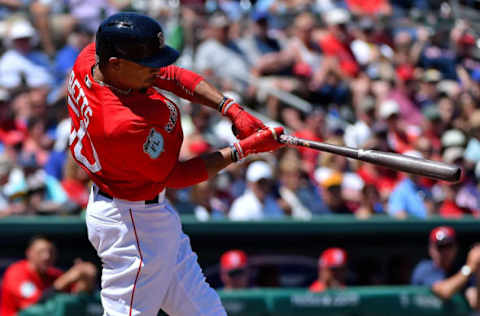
[194,11,251,93]
[0,235,97,316]
[277,153,328,219]
[0,88,27,154]
[191,178,228,221]
[380,99,419,154]
[345,0,392,16]
[54,23,94,85]
[44,117,70,180]
[22,117,52,167]
[316,172,349,214]
[220,249,249,289]
[387,151,434,219]
[284,12,323,89]
[181,106,222,160]
[0,153,26,217]
[344,96,375,149]
[238,12,287,75]
[310,248,348,292]
[411,226,480,310]
[8,153,75,215]
[355,183,385,219]
[292,109,325,175]
[317,8,359,78]
[229,160,285,220]
[0,18,53,90]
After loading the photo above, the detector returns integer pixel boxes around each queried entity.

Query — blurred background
[1,0,480,315]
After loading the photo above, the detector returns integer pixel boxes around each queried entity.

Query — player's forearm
[166,149,233,189]
[165,148,234,189]
[192,80,225,110]
[432,272,469,299]
[201,148,234,178]
[156,66,225,109]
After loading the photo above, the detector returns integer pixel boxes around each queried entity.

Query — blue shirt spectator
[387,177,431,218]
[229,161,285,220]
[411,259,453,286]
[411,226,480,308]
[54,24,94,85]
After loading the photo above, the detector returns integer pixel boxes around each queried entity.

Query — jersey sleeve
[165,156,208,189]
[154,65,204,103]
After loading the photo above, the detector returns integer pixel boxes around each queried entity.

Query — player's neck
[93,64,132,95]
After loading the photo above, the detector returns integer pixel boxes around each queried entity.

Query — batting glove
[231,127,285,162]
[219,97,266,140]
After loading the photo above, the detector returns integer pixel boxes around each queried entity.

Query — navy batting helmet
[95,12,179,68]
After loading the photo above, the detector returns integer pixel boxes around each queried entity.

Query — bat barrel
[279,135,462,182]
[357,149,462,182]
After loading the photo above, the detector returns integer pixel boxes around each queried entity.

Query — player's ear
[108,57,122,70]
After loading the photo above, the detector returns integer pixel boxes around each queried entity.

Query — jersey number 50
[68,95,102,173]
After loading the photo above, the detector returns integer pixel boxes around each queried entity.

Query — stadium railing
[18,287,472,316]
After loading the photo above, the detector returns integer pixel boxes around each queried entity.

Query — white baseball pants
[85,186,227,316]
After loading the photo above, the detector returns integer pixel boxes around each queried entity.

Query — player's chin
[140,78,154,88]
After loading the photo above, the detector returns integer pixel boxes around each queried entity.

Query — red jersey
[309,280,326,292]
[0,260,63,316]
[67,43,207,200]
[318,33,359,78]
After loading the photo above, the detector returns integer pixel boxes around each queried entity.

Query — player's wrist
[230,144,241,162]
[218,97,242,117]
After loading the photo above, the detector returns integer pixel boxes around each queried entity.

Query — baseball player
[67,12,284,316]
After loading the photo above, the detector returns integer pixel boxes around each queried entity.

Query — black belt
[97,190,160,205]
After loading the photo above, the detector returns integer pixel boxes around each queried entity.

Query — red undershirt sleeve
[154,65,204,103]
[165,156,209,189]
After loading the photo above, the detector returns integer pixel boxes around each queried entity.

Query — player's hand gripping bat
[279,134,462,182]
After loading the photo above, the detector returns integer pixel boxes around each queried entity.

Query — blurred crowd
[0,0,480,219]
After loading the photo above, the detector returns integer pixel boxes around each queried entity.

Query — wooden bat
[279,134,462,182]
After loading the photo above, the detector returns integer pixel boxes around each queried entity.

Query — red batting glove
[232,127,285,161]
[220,98,266,139]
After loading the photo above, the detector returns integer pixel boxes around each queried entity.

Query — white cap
[325,8,350,25]
[379,100,400,119]
[441,129,466,148]
[246,161,273,182]
[342,172,364,191]
[8,19,36,40]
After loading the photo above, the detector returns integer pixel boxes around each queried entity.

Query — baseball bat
[279,134,462,182]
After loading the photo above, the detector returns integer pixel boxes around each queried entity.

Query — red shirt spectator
[0,236,97,316]
[357,164,401,199]
[319,9,359,78]
[318,33,359,78]
[0,260,63,316]
[346,0,391,16]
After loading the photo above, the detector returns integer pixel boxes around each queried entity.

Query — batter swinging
[67,12,284,316]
